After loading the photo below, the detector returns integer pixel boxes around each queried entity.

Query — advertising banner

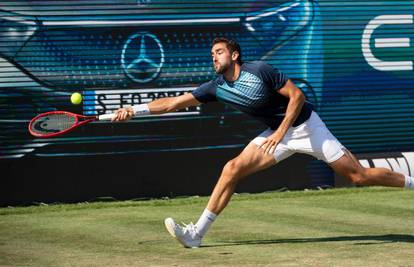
[1,1,413,204]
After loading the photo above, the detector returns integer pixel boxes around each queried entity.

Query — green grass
[1,187,414,266]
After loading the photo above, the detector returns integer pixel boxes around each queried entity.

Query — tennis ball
[71,92,82,105]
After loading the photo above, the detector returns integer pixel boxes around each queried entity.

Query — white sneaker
[164,218,202,248]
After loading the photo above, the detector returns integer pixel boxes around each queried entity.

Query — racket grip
[97,113,115,121]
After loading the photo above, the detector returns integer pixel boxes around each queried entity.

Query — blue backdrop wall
[1,0,413,205]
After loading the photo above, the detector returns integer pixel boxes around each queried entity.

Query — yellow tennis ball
[71,92,82,105]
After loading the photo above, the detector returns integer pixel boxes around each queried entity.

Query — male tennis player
[113,37,414,248]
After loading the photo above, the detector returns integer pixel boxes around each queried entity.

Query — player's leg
[329,148,413,188]
[165,131,292,248]
[205,141,278,215]
[293,111,414,188]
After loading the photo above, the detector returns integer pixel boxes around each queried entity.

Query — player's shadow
[203,234,414,247]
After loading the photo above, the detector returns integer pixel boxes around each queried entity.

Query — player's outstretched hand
[112,106,134,122]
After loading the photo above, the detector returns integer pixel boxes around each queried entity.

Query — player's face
[211,43,233,74]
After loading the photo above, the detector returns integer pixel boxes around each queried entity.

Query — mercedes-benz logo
[121,32,165,83]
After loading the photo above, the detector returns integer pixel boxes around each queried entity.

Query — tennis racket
[28,111,115,138]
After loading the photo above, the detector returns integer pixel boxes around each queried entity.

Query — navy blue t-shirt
[192,61,313,129]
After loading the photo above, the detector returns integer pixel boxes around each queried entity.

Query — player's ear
[231,51,240,62]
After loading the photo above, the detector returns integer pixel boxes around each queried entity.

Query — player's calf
[346,167,414,188]
[330,152,413,188]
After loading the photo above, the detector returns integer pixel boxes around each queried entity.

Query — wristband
[132,104,151,116]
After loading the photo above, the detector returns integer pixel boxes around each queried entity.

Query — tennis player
[113,37,414,248]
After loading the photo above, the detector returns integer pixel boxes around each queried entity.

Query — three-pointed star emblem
[121,32,165,83]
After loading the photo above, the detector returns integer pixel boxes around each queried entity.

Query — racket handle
[97,113,115,121]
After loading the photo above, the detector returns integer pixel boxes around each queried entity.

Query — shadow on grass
[203,234,414,247]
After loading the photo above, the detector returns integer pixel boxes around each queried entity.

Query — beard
[213,61,231,74]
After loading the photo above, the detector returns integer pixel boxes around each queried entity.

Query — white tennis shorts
[252,111,345,163]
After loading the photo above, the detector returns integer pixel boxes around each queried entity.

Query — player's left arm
[259,79,305,154]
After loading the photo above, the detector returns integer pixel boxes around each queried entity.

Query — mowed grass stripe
[0,187,399,215]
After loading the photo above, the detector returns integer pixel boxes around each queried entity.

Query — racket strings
[30,114,77,135]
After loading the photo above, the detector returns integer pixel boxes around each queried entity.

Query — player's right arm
[112,93,201,121]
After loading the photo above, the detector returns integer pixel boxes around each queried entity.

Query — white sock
[195,209,217,237]
[404,175,414,189]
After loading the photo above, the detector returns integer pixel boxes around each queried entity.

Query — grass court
[1,187,413,266]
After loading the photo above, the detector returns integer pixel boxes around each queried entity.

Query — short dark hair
[212,37,242,64]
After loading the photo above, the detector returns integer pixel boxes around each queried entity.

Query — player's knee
[347,169,369,186]
[222,159,243,180]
